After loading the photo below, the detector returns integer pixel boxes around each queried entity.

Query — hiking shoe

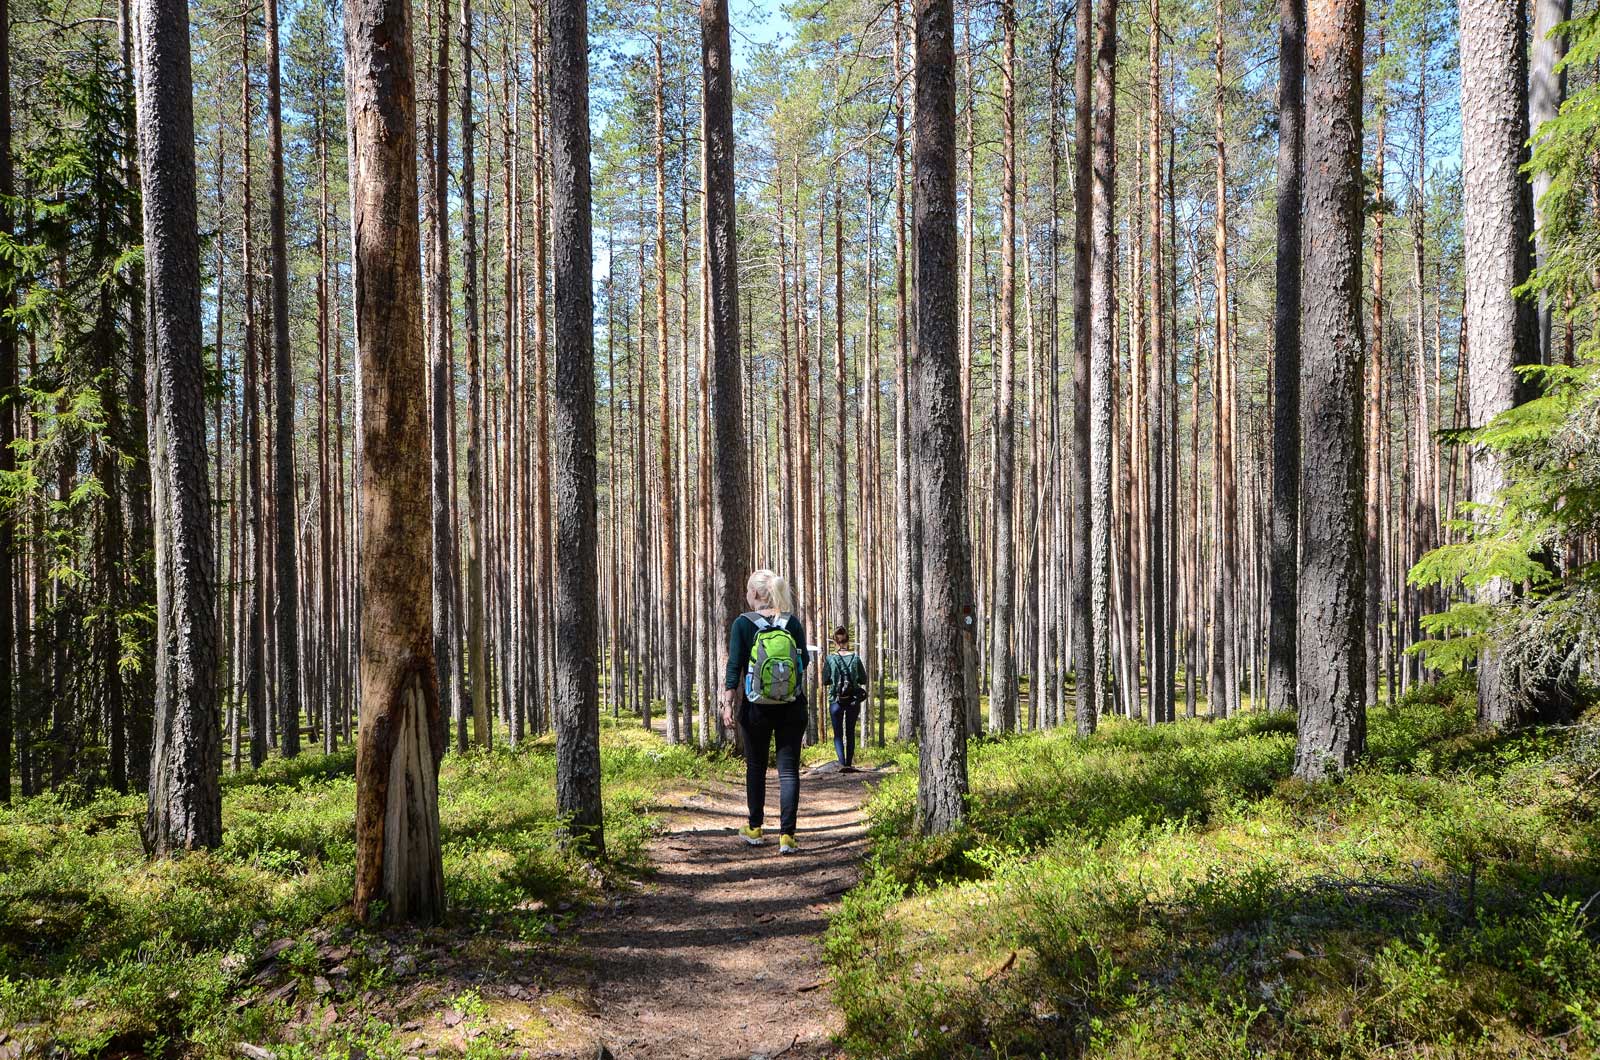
[738,825,765,846]
[779,834,799,855]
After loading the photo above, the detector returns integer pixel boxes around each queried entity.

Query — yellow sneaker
[738,825,765,846]
[779,834,799,855]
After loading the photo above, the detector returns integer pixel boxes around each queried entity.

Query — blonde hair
[746,569,794,613]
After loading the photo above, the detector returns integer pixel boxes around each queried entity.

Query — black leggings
[740,702,806,836]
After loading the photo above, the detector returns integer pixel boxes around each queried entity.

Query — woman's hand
[719,688,736,730]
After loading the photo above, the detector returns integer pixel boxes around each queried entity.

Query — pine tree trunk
[988,0,1018,735]
[912,0,972,836]
[1268,0,1303,717]
[549,0,604,848]
[892,0,921,742]
[1070,0,1096,736]
[134,0,222,854]
[1366,33,1386,709]
[1460,0,1538,727]
[1294,0,1366,780]
[430,0,459,753]
[703,0,749,647]
[1088,0,1118,721]
[1531,0,1569,366]
[347,0,446,922]
[1146,0,1169,724]
[265,0,300,759]
[461,0,489,749]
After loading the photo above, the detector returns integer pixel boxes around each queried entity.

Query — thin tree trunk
[1070,0,1096,736]
[461,0,488,749]
[265,0,300,758]
[1088,0,1118,720]
[430,0,459,752]
[988,0,1018,735]
[703,0,749,658]
[1269,0,1303,717]
[1531,0,1569,365]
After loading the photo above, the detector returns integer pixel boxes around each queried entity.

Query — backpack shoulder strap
[742,611,770,631]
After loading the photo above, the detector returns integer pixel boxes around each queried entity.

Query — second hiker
[823,626,867,767]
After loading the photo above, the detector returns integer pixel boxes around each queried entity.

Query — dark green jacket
[824,651,867,703]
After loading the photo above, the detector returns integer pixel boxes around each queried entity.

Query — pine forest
[2,0,1600,1056]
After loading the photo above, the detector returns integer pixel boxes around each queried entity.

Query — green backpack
[743,612,803,705]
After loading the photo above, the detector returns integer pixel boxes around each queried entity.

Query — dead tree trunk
[347,0,446,922]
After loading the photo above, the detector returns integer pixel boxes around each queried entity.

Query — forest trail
[563,755,877,1060]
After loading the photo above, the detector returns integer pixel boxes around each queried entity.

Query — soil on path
[570,761,877,1060]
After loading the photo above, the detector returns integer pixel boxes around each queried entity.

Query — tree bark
[1269,0,1303,716]
[347,0,446,922]
[549,0,604,847]
[988,0,1018,735]
[1531,0,1569,366]
[431,0,459,753]
[1089,0,1118,720]
[134,0,222,854]
[265,0,300,759]
[1460,0,1539,727]
[912,0,972,836]
[1070,0,1096,736]
[1294,0,1366,780]
[892,0,921,742]
[703,0,749,641]
[461,0,489,749]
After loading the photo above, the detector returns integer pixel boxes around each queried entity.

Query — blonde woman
[719,569,810,854]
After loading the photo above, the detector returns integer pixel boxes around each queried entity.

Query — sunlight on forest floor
[826,676,1600,1058]
[0,719,736,1057]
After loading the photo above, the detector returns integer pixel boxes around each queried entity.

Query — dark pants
[740,701,805,836]
[830,699,861,766]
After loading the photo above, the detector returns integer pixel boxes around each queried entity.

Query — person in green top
[823,626,867,767]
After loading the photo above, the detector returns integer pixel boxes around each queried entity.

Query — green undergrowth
[0,717,730,1057]
[827,676,1600,1058]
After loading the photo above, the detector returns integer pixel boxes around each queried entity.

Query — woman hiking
[823,626,867,767]
[720,569,810,854]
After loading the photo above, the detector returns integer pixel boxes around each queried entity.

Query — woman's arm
[724,615,748,692]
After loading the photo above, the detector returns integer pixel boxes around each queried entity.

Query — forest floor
[0,714,883,1060]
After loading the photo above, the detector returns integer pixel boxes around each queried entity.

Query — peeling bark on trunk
[347,0,445,922]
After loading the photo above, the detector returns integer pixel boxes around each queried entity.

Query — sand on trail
[571,761,877,1060]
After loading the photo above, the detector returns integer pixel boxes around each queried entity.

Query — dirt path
[571,762,877,1060]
